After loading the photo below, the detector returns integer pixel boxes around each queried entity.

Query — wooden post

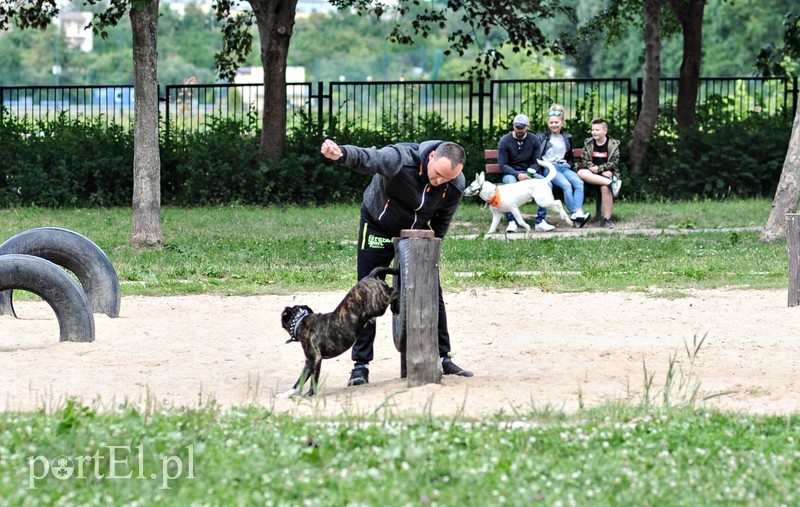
[788,214,800,307]
[395,229,442,387]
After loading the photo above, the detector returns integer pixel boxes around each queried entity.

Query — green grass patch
[0,198,787,296]
[3,400,798,505]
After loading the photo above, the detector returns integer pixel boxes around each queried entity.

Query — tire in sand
[0,227,121,318]
[0,254,95,342]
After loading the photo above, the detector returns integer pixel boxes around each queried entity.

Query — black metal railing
[488,78,635,130]
[658,77,794,118]
[2,76,797,140]
[0,84,135,128]
[328,80,475,131]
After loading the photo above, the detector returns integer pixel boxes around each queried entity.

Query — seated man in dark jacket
[497,113,555,232]
[320,138,474,386]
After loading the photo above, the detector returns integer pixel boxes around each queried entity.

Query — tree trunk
[628,0,662,176]
[668,0,706,131]
[250,0,298,161]
[130,0,163,248]
[760,106,800,243]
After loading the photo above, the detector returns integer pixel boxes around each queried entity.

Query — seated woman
[534,103,590,227]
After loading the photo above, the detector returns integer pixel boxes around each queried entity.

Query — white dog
[463,159,573,234]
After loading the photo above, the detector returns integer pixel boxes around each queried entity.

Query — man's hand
[517,173,531,181]
[321,139,343,160]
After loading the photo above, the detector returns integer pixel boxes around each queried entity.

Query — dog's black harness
[287,307,311,343]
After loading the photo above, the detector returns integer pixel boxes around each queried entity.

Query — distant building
[93,87,135,107]
[166,0,214,16]
[296,0,338,16]
[234,66,307,109]
[57,12,93,52]
[234,66,263,86]
[234,66,306,85]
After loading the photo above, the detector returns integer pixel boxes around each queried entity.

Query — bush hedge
[0,107,792,207]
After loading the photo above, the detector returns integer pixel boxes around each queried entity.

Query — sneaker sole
[444,369,474,377]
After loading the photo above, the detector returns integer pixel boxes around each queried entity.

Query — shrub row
[0,108,791,207]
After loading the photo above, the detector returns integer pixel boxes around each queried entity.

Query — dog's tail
[367,266,399,280]
[536,159,558,184]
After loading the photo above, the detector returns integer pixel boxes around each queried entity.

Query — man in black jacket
[497,113,555,232]
[321,138,474,386]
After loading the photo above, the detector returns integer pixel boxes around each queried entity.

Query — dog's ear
[281,306,297,329]
[478,172,485,184]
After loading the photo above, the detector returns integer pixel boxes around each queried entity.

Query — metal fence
[0,84,135,128]
[488,78,634,132]
[658,77,795,119]
[328,80,476,131]
[2,76,797,141]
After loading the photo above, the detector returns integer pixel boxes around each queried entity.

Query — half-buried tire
[0,254,95,342]
[392,238,410,354]
[0,227,121,318]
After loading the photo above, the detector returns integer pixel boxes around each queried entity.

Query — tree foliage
[327,0,576,81]
[2,1,796,85]
[575,0,795,78]
[755,11,800,77]
[212,0,254,82]
[0,0,57,30]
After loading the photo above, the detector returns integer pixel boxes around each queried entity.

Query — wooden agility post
[788,213,800,307]
[394,229,442,387]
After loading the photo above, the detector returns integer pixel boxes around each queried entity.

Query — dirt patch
[2,288,798,417]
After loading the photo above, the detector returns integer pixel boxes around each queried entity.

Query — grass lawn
[0,198,787,296]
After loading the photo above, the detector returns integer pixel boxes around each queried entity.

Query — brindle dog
[278,266,399,397]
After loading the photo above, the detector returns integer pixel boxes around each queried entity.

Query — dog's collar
[288,308,311,342]
[488,187,502,208]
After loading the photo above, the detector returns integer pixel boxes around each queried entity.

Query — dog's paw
[275,388,298,399]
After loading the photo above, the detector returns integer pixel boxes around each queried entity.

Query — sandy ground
[1,288,799,417]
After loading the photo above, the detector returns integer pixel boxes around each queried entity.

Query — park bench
[483,148,603,222]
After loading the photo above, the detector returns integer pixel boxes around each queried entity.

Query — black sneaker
[442,357,473,377]
[347,363,369,386]
[572,214,591,229]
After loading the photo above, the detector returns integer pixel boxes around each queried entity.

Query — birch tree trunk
[760,105,800,243]
[130,0,163,248]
